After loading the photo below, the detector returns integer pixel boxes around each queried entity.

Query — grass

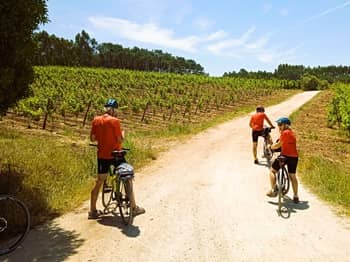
[290,90,350,216]
[0,88,299,225]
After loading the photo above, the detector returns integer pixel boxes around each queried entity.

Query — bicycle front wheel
[277,172,283,215]
[118,179,134,226]
[0,196,30,256]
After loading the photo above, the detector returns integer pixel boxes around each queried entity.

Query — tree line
[33,30,205,75]
[223,64,350,83]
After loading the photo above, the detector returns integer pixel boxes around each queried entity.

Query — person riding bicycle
[89,98,145,219]
[249,106,275,164]
[266,117,299,204]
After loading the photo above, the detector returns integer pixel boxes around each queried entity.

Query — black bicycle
[90,144,135,225]
[262,126,274,162]
[276,155,290,215]
[0,195,30,256]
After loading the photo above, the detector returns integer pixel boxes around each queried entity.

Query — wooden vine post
[82,100,92,127]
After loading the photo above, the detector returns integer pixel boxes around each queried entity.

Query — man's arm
[249,116,253,128]
[265,115,275,128]
[90,130,96,142]
[270,140,281,150]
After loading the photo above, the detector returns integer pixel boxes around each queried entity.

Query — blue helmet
[104,98,118,108]
[276,117,291,125]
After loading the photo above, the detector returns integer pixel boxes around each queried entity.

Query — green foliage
[0,128,95,224]
[33,31,205,74]
[0,0,48,115]
[300,155,350,213]
[11,66,288,127]
[328,84,350,134]
[224,63,350,84]
[300,74,318,90]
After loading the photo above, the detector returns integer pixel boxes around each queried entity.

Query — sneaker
[266,189,277,197]
[88,210,103,219]
[132,206,146,216]
[254,159,259,164]
[293,196,300,204]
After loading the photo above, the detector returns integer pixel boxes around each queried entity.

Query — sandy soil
[4,91,350,262]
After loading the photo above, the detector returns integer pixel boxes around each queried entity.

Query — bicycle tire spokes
[0,196,30,256]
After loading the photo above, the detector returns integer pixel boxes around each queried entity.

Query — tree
[74,30,97,66]
[300,74,321,91]
[0,0,48,115]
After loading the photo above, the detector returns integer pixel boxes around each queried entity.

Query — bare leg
[253,142,258,160]
[90,173,107,212]
[289,173,298,197]
[269,169,277,190]
[267,134,273,145]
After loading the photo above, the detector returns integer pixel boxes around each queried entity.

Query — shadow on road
[3,222,84,262]
[268,196,310,219]
[97,214,140,238]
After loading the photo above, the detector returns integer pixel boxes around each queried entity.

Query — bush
[300,74,329,91]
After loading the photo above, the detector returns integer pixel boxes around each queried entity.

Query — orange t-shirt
[250,112,267,131]
[91,114,123,159]
[280,129,298,157]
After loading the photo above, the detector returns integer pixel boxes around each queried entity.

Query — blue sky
[40,0,350,76]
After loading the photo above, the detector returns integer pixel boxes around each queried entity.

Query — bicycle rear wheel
[118,179,134,226]
[263,140,272,161]
[102,175,114,208]
[0,196,30,256]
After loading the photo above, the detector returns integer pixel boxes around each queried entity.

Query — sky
[40,0,350,76]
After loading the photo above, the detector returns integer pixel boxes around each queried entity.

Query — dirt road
[4,91,350,262]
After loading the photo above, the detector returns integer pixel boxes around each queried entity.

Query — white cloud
[193,17,214,31]
[205,30,228,41]
[303,0,350,23]
[279,8,289,17]
[207,26,256,54]
[89,16,298,66]
[205,27,298,65]
[262,3,273,15]
[89,16,200,52]
[245,36,269,50]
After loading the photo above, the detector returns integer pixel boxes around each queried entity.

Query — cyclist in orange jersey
[266,117,299,204]
[249,106,275,164]
[89,98,145,219]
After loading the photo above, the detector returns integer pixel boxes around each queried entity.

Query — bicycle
[275,155,290,216]
[0,195,30,256]
[262,126,274,162]
[90,144,135,226]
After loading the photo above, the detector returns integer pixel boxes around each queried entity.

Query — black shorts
[97,157,126,174]
[252,129,265,142]
[272,156,298,174]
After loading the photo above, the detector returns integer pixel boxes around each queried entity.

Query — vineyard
[328,83,350,135]
[7,66,298,136]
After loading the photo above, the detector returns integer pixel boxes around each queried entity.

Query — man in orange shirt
[89,98,145,219]
[267,117,299,203]
[249,106,275,164]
